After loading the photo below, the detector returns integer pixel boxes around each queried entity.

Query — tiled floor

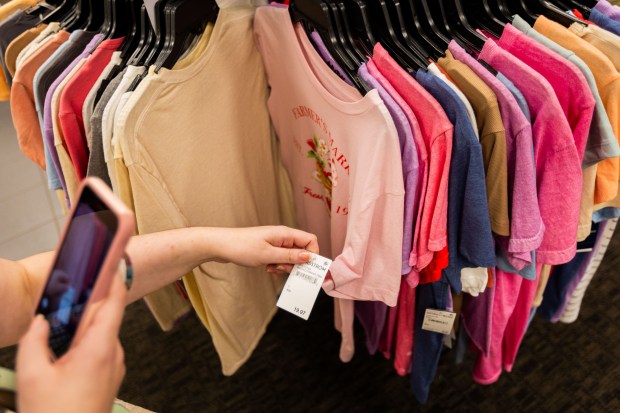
[0,101,64,260]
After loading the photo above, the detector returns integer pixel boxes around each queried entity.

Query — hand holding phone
[17,275,128,413]
[35,178,134,357]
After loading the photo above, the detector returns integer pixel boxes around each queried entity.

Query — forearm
[0,252,54,348]
[125,227,227,304]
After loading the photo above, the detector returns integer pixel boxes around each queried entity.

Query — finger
[79,275,127,346]
[271,227,320,254]
[270,247,313,265]
[17,315,53,376]
[275,264,294,273]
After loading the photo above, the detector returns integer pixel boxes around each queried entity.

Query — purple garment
[595,0,620,21]
[359,63,418,274]
[309,31,354,86]
[355,63,418,354]
[43,34,103,204]
[449,41,543,273]
[462,268,495,357]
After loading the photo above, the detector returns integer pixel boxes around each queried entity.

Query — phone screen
[36,186,118,357]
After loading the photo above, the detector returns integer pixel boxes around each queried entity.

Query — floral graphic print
[307,135,336,212]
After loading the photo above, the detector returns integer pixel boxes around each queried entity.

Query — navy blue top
[415,69,496,294]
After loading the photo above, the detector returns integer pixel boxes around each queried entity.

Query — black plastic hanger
[24,0,58,18]
[389,0,434,62]
[506,0,538,24]
[119,0,142,58]
[325,1,360,66]
[40,0,76,24]
[336,1,369,62]
[127,4,155,66]
[523,0,587,27]
[417,0,451,49]
[366,0,426,70]
[108,0,130,39]
[143,0,171,67]
[65,0,90,30]
[84,0,104,31]
[550,0,593,16]
[401,0,444,59]
[461,0,506,37]
[95,0,144,104]
[155,0,219,71]
[430,0,486,53]
[291,0,369,92]
[99,0,114,37]
[489,0,514,22]
[342,0,375,54]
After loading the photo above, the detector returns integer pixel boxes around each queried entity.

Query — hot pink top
[498,23,595,164]
[479,40,581,265]
[254,6,405,305]
[371,43,453,277]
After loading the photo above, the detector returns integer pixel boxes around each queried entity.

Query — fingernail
[299,252,311,261]
[276,265,286,272]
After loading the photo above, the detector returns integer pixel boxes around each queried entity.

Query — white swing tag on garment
[421,309,457,335]
[277,253,332,320]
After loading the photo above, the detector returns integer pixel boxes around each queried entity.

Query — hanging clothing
[449,42,542,279]
[118,6,297,375]
[4,23,45,77]
[355,62,418,356]
[16,21,60,70]
[534,16,620,205]
[438,51,511,238]
[0,10,40,88]
[34,30,95,190]
[480,40,582,266]
[10,29,68,169]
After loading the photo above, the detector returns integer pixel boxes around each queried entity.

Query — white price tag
[276,253,332,320]
[421,309,457,335]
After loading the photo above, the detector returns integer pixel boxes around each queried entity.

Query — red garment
[58,37,124,179]
[418,247,449,284]
[573,9,597,25]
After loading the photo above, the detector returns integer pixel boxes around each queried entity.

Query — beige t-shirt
[570,23,620,72]
[118,6,294,375]
[438,50,510,236]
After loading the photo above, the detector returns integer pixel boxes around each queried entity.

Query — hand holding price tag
[277,253,332,320]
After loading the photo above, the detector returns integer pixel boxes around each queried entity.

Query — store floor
[1,101,619,412]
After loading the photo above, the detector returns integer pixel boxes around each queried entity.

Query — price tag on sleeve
[421,309,457,335]
[276,253,332,320]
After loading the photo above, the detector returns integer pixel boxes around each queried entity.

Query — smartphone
[36,177,134,358]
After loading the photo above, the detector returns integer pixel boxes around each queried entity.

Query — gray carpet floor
[2,232,620,412]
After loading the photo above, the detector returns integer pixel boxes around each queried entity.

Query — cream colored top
[117,7,294,375]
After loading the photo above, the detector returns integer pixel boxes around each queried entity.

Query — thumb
[270,247,312,265]
[17,315,53,375]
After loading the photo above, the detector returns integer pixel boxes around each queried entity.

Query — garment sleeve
[324,192,404,306]
[10,82,46,168]
[427,132,452,251]
[460,145,496,267]
[58,110,89,180]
